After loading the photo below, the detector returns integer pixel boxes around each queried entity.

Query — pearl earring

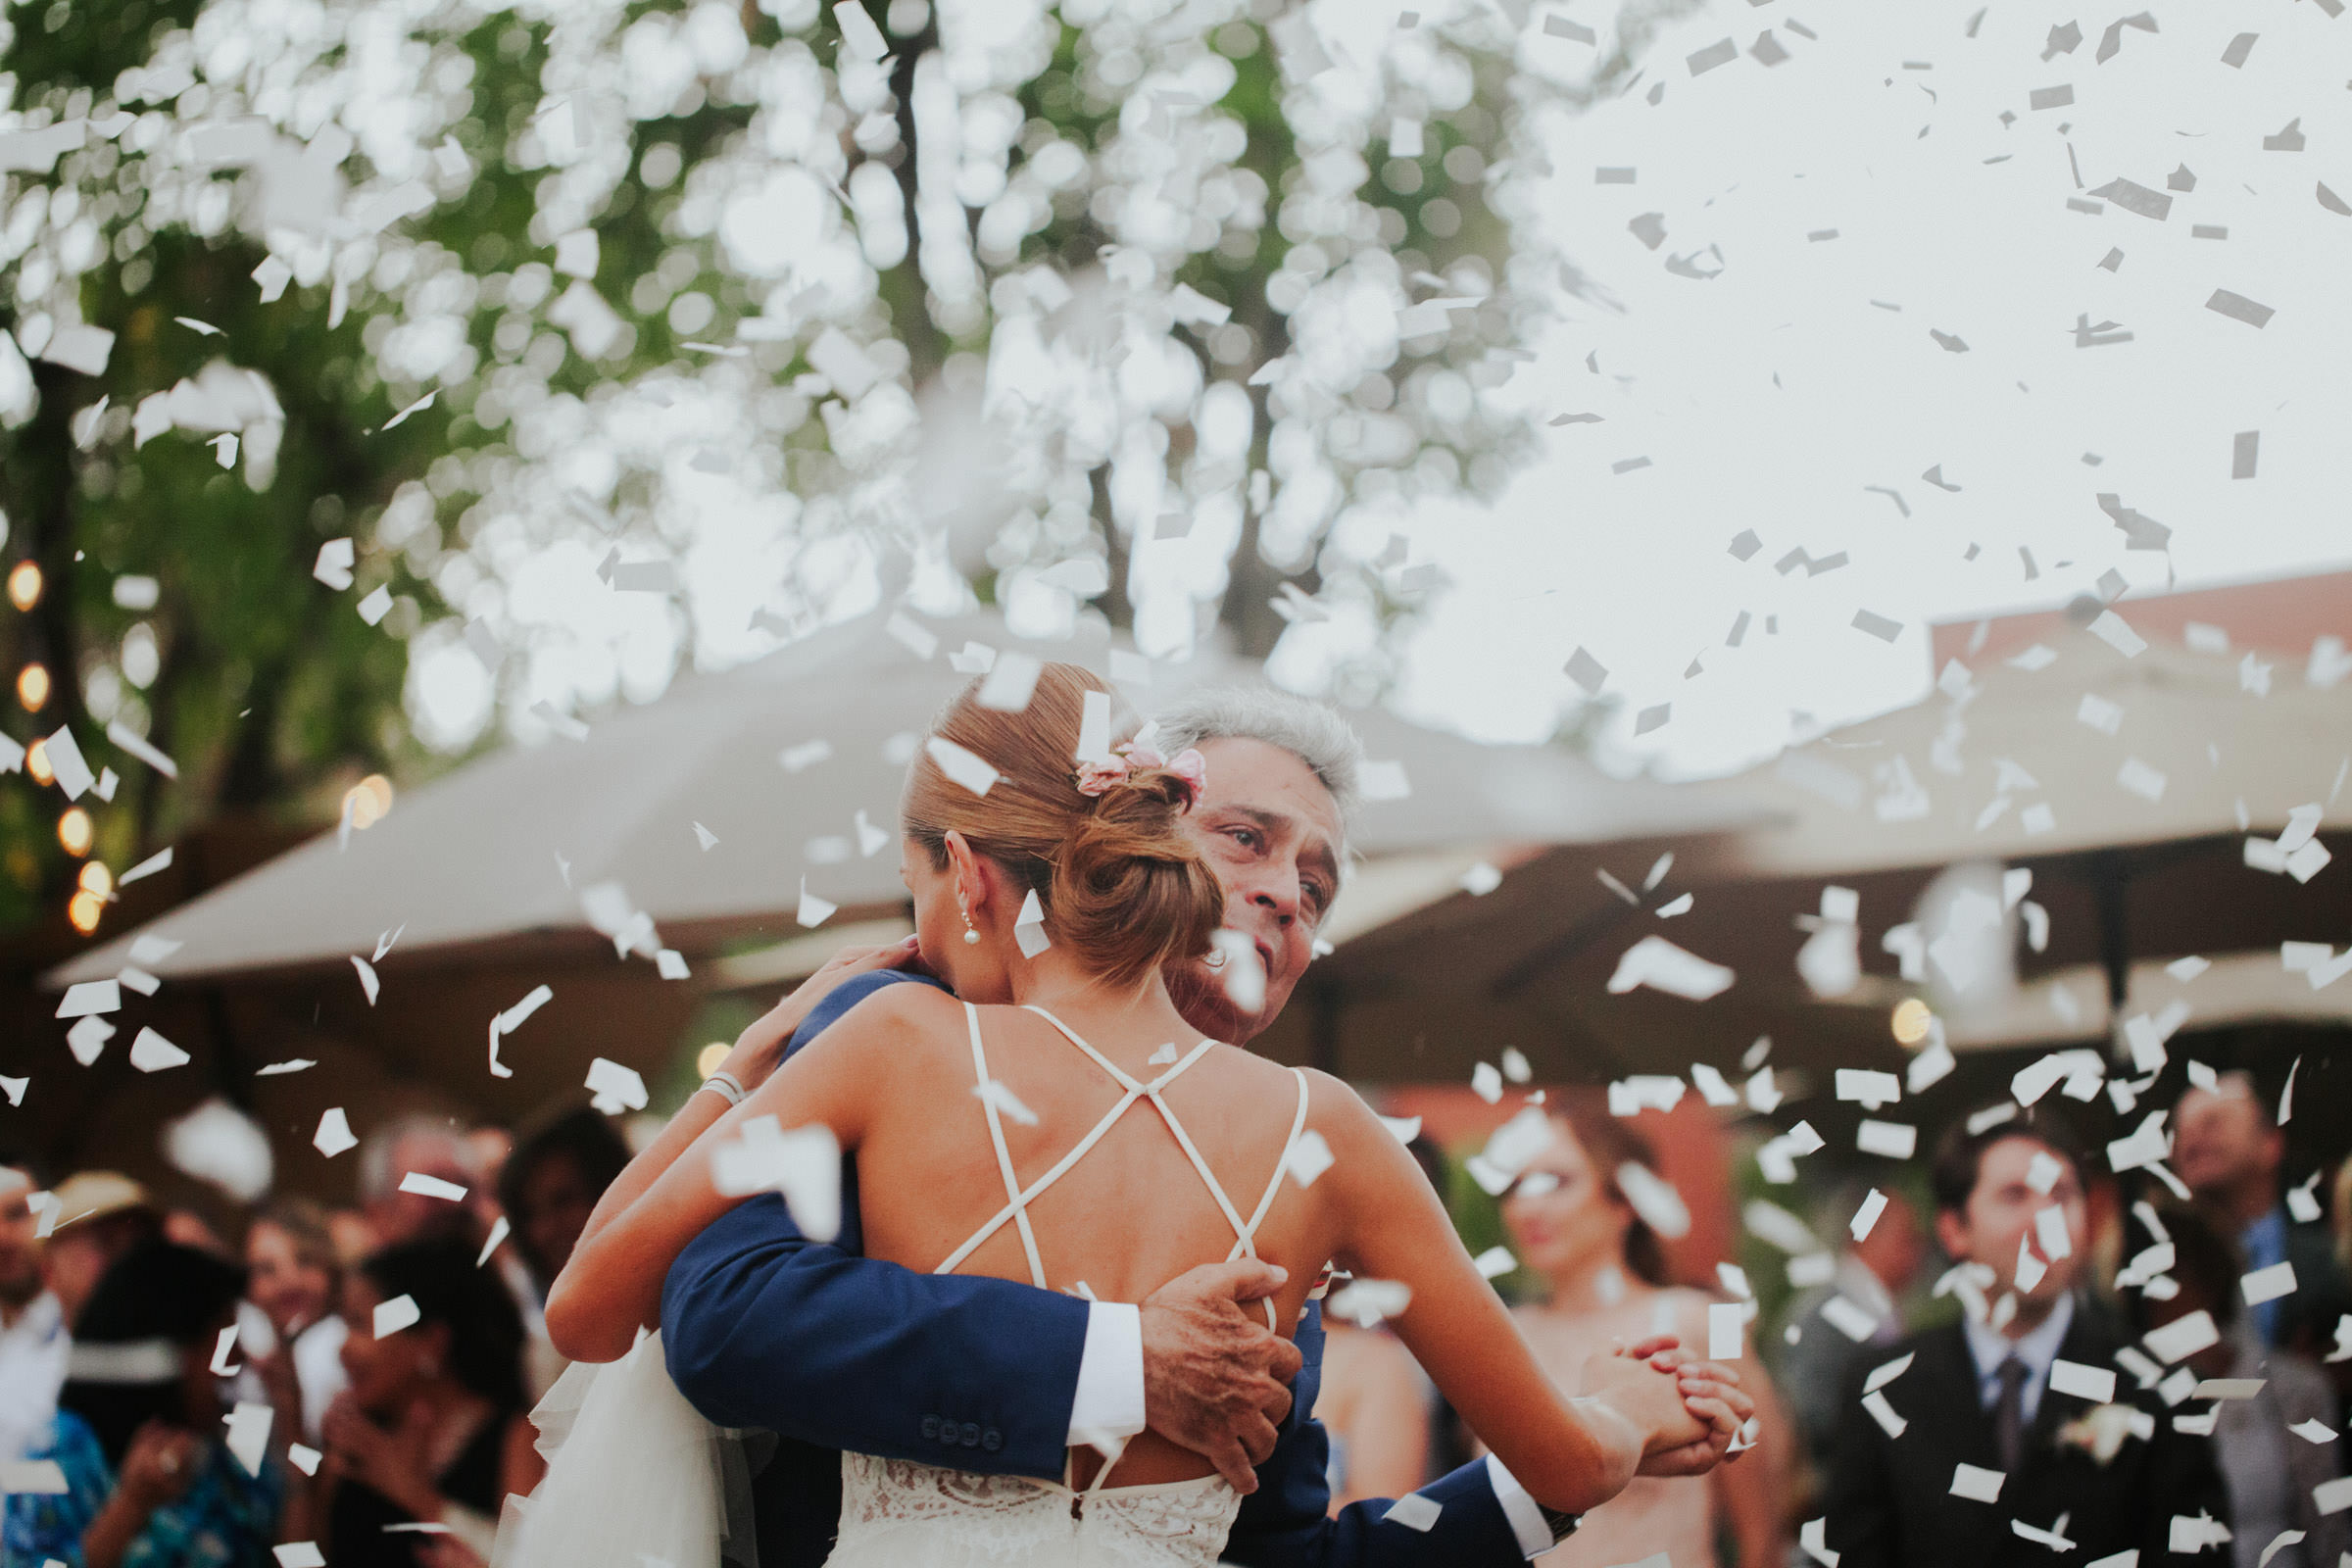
[961,906,981,946]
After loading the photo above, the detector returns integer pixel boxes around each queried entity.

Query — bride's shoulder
[1290,1067,1409,1155]
[813,976,970,1056]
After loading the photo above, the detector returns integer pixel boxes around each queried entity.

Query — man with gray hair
[356,1112,478,1250]
[663,683,1581,1568]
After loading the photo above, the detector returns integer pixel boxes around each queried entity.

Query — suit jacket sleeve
[1219,1303,1531,1568]
[661,969,1091,1481]
[1818,1347,1898,1568]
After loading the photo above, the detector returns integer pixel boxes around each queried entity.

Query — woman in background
[3,1242,283,1568]
[1498,1104,1790,1567]
[319,1238,541,1568]
[494,1106,632,1402]
[243,1200,348,1444]
[496,1107,632,1297]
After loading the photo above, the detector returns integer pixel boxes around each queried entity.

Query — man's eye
[1227,827,1261,851]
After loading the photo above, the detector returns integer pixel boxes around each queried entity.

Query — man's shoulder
[790,968,953,1051]
[2286,1220,2346,1275]
[2054,1295,2140,1359]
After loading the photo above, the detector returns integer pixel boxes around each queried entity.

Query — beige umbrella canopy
[51,606,1761,990]
[1271,573,2352,1139]
[20,606,1766,1201]
[1694,598,2352,881]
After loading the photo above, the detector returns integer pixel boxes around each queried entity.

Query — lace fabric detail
[830,1452,1239,1568]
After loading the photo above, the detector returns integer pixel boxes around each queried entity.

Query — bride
[527,661,1751,1568]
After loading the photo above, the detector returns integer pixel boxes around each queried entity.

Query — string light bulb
[57,808,93,858]
[15,662,49,711]
[5,561,39,612]
[342,773,394,830]
[67,890,103,934]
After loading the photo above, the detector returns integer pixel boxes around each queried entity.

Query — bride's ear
[940,830,990,920]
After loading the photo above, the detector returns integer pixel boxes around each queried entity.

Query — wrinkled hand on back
[1139,1259,1302,1494]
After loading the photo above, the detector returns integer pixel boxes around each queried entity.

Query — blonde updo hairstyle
[904,662,1225,989]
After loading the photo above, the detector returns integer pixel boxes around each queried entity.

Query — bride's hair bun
[905,662,1223,987]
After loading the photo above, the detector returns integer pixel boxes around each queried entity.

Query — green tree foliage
[0,0,1654,935]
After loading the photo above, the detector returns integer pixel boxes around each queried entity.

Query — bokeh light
[57,808,93,858]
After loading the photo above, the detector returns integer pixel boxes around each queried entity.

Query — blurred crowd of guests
[0,1105,627,1568]
[6,1065,2348,1568]
[1313,1071,2352,1568]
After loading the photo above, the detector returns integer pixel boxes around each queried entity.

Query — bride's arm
[560,941,923,1293]
[544,978,917,1361]
[1307,1076,1739,1518]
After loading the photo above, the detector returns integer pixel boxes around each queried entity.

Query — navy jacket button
[920,1416,939,1441]
[982,1430,1003,1452]
[961,1422,981,1447]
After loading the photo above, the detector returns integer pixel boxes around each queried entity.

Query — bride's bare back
[551,661,1747,1519]
[754,978,1699,1502]
[845,991,1320,1485]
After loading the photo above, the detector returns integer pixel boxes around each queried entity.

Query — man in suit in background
[663,690,1581,1568]
[2175,1070,2352,1362]
[1821,1113,2229,1567]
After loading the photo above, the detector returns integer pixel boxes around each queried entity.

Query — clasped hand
[1583,1334,1755,1477]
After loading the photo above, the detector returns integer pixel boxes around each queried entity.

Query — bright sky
[415,0,2352,781]
[1305,0,2352,779]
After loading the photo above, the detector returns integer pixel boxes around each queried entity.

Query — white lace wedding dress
[506,1003,1312,1568]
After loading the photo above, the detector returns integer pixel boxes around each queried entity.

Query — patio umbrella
[49,606,1763,990]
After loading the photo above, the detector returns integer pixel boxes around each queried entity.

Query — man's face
[368,1132,475,1248]
[1163,738,1344,1046]
[43,1211,155,1324]
[0,1171,40,1307]
[2173,1086,2278,1199]
[1936,1136,2087,1307]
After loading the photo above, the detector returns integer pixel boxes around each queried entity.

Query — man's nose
[1250,881,1298,926]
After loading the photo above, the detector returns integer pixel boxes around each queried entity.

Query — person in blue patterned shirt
[4,1242,281,1568]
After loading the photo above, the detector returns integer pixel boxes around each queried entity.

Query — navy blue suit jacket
[662,969,1527,1568]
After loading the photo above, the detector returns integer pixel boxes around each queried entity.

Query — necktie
[1993,1357,2031,1474]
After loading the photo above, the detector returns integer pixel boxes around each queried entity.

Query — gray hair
[1151,685,1363,824]
[356,1113,473,1202]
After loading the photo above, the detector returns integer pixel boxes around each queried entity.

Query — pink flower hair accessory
[1071,743,1208,803]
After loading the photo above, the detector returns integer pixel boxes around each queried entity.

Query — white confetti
[1605,935,1735,1001]
[313,1108,358,1157]
[585,1057,648,1114]
[128,1027,189,1073]
[399,1171,467,1201]
[926,736,1000,797]
[372,1294,421,1338]
[1949,1463,2005,1502]
[1285,1128,1336,1188]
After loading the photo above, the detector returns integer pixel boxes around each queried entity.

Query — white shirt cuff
[1485,1452,1559,1559]
[1067,1301,1147,1446]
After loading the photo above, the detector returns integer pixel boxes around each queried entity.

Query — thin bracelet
[699,1071,747,1107]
